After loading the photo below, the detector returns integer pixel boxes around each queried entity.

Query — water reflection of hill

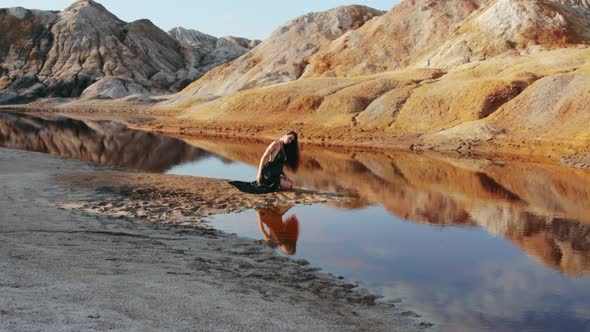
[0,112,210,172]
[185,138,590,276]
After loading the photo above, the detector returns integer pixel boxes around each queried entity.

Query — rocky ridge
[162,0,590,162]
[0,0,257,103]
[168,27,261,77]
[303,0,590,77]
[168,5,384,104]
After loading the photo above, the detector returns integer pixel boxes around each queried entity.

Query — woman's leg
[280,177,293,190]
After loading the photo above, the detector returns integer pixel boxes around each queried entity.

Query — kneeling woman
[255,131,299,192]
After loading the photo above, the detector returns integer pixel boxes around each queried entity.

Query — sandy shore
[55,171,352,227]
[0,148,430,331]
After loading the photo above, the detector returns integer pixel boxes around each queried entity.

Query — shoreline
[55,170,354,227]
[0,147,431,331]
[2,106,588,171]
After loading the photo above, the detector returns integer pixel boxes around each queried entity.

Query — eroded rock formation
[169,5,384,103]
[164,0,590,159]
[0,0,256,103]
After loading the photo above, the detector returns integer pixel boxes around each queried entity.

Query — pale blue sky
[3,0,400,40]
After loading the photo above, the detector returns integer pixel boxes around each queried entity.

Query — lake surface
[1,111,589,331]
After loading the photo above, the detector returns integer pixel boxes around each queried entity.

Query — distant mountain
[168,27,260,75]
[171,5,384,102]
[0,0,256,103]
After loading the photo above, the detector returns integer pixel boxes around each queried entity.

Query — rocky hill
[302,0,590,77]
[169,5,384,103]
[4,0,590,164]
[168,27,261,77]
[0,0,256,103]
[160,0,590,163]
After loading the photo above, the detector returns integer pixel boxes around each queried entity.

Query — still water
[1,111,589,331]
[167,156,257,182]
[210,206,590,331]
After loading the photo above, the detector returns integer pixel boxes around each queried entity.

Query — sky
[3,0,400,40]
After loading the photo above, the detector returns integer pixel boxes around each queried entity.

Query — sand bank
[0,148,430,331]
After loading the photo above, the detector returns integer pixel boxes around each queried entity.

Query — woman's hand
[256,173,262,186]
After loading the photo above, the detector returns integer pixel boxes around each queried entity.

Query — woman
[254,130,299,192]
[229,131,299,194]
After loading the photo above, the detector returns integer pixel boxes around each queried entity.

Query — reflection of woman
[257,206,299,255]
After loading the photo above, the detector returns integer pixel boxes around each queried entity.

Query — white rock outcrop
[168,27,260,75]
[175,5,384,100]
[300,0,590,77]
[0,0,256,102]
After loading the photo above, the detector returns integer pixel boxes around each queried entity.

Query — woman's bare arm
[257,142,278,184]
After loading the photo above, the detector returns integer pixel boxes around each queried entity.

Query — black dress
[229,144,286,194]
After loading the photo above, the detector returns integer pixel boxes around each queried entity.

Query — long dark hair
[284,130,300,172]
